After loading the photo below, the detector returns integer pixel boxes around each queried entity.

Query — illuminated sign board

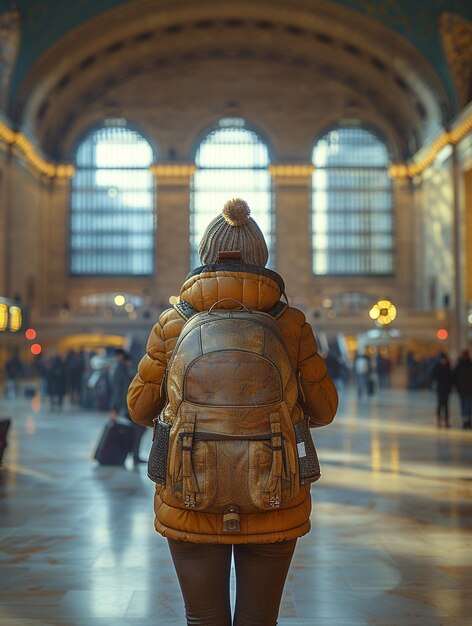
[0,298,24,333]
[0,304,7,331]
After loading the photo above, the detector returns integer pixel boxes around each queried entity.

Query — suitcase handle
[208,298,251,314]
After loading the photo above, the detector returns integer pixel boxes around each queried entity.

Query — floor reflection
[0,386,471,625]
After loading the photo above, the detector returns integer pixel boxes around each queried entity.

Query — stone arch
[13,0,450,161]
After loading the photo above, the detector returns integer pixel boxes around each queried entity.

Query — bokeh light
[369,300,397,324]
[0,304,7,331]
[25,328,37,340]
[9,305,22,331]
[114,294,126,306]
[30,343,42,355]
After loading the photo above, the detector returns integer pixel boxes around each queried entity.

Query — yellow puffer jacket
[128,265,338,543]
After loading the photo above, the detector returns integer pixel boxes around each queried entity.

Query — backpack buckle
[223,505,240,532]
[185,494,196,508]
[180,429,195,451]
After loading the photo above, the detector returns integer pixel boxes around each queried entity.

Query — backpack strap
[181,413,199,508]
[266,412,283,508]
[173,300,198,320]
[266,301,288,319]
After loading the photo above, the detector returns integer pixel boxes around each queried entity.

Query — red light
[25,328,37,340]
[437,329,448,340]
[31,343,42,355]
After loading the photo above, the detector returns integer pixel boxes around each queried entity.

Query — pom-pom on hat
[198,198,269,267]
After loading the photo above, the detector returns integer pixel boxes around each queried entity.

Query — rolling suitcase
[0,419,11,465]
[94,420,134,466]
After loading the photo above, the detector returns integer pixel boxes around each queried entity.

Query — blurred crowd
[4,347,134,412]
[4,344,472,429]
[428,350,472,429]
[324,350,393,396]
[323,347,472,429]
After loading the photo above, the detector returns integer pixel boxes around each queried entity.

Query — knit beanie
[198,198,269,267]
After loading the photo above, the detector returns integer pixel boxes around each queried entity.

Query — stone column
[392,176,415,308]
[0,149,11,297]
[465,168,472,306]
[451,144,467,355]
[38,176,70,313]
[152,164,196,306]
[269,164,314,300]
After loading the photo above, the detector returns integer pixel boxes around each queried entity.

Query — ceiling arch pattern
[439,12,472,108]
[4,0,455,162]
[7,0,472,111]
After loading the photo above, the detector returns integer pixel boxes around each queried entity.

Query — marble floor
[0,384,471,626]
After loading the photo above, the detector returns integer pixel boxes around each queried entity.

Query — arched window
[70,121,155,275]
[190,118,272,269]
[312,125,393,275]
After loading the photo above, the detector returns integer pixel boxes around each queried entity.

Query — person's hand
[110,409,119,421]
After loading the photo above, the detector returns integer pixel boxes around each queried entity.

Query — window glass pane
[70,125,155,275]
[190,122,273,269]
[312,126,393,275]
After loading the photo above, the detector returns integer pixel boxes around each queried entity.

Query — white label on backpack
[297,442,306,458]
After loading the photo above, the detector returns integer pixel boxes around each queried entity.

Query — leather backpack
[148,298,320,532]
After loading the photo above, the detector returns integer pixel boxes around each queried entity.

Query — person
[5,350,23,398]
[406,350,420,389]
[127,198,338,626]
[110,349,146,465]
[353,349,372,398]
[65,349,85,405]
[376,351,391,389]
[431,352,453,427]
[324,351,343,388]
[453,349,472,429]
[33,353,49,397]
[46,354,67,410]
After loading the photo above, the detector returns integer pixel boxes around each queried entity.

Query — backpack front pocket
[248,438,298,510]
[167,436,217,510]
[164,412,299,513]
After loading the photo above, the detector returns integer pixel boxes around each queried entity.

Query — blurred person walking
[324,351,344,389]
[110,349,146,466]
[127,198,338,626]
[431,352,453,428]
[354,350,372,398]
[453,350,472,429]
[376,352,391,389]
[65,349,85,405]
[5,350,23,398]
[47,354,67,411]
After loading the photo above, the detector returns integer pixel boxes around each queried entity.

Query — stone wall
[0,151,417,317]
[416,150,455,311]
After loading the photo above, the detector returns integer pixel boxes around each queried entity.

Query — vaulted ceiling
[2,0,471,161]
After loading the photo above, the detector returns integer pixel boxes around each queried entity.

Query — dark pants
[436,392,450,426]
[168,538,297,626]
[459,393,472,428]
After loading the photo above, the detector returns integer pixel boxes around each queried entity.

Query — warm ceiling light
[369,299,397,325]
